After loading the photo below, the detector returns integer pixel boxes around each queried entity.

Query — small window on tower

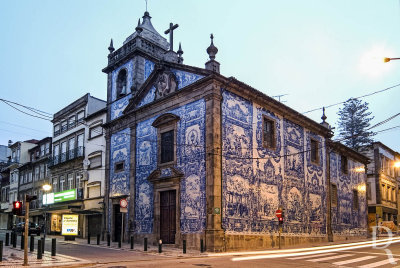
[117,69,128,97]
[262,116,276,149]
[114,161,125,173]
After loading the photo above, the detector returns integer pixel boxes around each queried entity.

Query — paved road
[2,232,400,267]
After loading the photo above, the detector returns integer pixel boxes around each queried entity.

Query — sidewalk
[49,234,207,258]
[0,246,90,267]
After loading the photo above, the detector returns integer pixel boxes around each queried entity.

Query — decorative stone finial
[108,39,115,54]
[321,107,327,123]
[177,42,184,64]
[135,18,143,33]
[205,34,220,73]
[320,107,332,130]
[206,34,218,60]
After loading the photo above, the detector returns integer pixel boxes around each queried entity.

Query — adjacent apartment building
[48,93,106,237]
[362,142,400,229]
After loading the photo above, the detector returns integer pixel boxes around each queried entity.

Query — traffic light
[26,195,37,203]
[12,201,23,216]
[279,210,285,225]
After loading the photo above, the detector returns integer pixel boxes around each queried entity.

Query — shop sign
[62,214,79,236]
[43,189,77,205]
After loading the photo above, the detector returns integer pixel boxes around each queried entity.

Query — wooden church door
[160,190,176,244]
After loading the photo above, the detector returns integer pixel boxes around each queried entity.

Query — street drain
[108,266,127,268]
[193,265,211,267]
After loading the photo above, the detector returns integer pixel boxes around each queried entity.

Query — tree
[337,98,375,151]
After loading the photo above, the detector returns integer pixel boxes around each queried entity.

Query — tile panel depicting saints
[330,152,367,236]
[221,90,327,236]
[135,99,206,234]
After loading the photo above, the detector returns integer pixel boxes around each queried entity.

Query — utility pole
[23,195,28,266]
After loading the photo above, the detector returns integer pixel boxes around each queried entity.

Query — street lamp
[42,184,52,239]
[384,57,400,63]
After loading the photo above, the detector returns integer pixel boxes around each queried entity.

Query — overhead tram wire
[2,98,399,159]
[302,82,400,114]
[0,98,53,117]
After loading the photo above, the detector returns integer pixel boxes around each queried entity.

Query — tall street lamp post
[42,184,52,239]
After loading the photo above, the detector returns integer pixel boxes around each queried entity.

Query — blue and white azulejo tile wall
[221,90,327,236]
[135,99,206,234]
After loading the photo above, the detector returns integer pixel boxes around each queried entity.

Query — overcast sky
[1,0,399,152]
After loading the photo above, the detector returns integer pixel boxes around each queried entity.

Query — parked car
[12,222,41,236]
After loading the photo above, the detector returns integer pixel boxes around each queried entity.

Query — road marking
[288,253,336,260]
[358,258,399,268]
[333,256,377,265]
[307,254,353,262]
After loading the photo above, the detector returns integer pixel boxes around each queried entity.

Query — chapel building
[103,11,369,251]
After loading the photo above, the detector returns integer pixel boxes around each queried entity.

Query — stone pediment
[147,166,184,183]
[124,63,207,113]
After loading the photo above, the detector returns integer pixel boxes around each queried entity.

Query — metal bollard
[88,233,91,244]
[41,237,45,253]
[12,233,16,248]
[97,234,100,245]
[130,236,134,249]
[144,238,147,251]
[5,233,9,247]
[30,235,34,252]
[118,237,121,248]
[158,240,162,253]
[10,232,13,246]
[107,233,110,247]
[0,240,3,262]
[37,240,42,259]
[183,239,186,254]
[51,238,56,256]
[200,239,204,253]
[20,235,24,250]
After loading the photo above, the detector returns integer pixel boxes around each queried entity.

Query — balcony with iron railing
[49,146,84,167]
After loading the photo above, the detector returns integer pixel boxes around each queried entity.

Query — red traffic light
[12,201,23,216]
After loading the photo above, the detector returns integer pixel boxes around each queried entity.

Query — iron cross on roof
[164,22,179,51]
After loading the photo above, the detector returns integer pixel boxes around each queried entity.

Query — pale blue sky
[0,0,399,151]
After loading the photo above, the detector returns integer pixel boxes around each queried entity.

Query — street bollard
[88,233,90,244]
[107,233,110,247]
[30,235,34,252]
[20,235,24,250]
[200,239,204,253]
[118,237,121,248]
[130,236,134,249]
[10,232,13,246]
[5,233,9,247]
[12,233,16,248]
[97,234,100,245]
[183,240,186,254]
[0,240,3,262]
[51,238,56,256]
[158,240,162,253]
[37,240,42,259]
[144,238,147,251]
[41,237,45,253]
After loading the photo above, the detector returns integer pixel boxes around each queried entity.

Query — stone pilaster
[129,122,137,236]
[204,84,225,252]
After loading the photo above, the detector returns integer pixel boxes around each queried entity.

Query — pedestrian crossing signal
[12,201,23,216]
[278,217,283,224]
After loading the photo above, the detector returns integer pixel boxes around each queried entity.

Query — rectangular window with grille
[310,139,319,164]
[161,130,174,163]
[331,184,338,207]
[263,117,276,149]
[341,155,348,174]
[353,190,359,210]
